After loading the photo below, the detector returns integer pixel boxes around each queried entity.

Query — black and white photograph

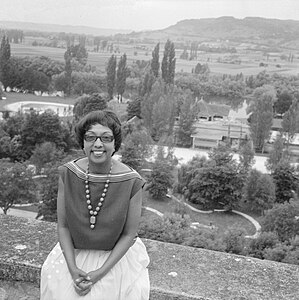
[0,1,299,299]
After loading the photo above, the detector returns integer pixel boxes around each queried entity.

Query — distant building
[189,99,251,150]
[191,120,250,150]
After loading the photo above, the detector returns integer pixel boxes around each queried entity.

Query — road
[170,147,269,173]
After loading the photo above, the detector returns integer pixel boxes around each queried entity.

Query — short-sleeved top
[58,159,146,251]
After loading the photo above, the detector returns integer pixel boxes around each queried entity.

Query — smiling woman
[40,109,150,300]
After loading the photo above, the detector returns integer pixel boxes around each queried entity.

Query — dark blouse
[58,159,145,250]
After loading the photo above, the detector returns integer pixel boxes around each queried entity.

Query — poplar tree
[175,94,198,147]
[248,85,276,153]
[127,97,141,120]
[0,36,11,89]
[64,47,72,95]
[281,99,299,148]
[161,39,176,84]
[106,55,117,99]
[116,54,127,102]
[151,43,160,77]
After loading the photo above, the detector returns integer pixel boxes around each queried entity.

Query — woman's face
[83,123,115,166]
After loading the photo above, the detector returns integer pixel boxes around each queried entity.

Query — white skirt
[40,238,150,300]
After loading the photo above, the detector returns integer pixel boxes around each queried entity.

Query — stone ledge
[1,214,299,300]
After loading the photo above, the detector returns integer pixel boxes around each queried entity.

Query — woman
[41,110,150,299]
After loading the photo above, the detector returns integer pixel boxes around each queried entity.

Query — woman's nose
[93,137,104,146]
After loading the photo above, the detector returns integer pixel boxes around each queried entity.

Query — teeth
[93,151,104,156]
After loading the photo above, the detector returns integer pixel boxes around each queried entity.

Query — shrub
[222,229,247,255]
[262,200,299,242]
[247,232,279,259]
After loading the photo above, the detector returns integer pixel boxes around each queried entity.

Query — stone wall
[1,214,299,300]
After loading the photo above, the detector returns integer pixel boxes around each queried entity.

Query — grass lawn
[143,190,256,236]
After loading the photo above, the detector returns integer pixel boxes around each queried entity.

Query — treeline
[0,29,23,44]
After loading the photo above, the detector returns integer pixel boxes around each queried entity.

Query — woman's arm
[87,188,143,283]
[57,175,91,294]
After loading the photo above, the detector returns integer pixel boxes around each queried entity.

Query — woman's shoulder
[112,159,132,173]
[111,160,143,180]
[58,157,87,178]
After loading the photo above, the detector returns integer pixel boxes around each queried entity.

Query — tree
[106,55,117,100]
[146,146,174,200]
[0,160,36,214]
[141,79,163,131]
[187,145,243,210]
[2,112,24,138]
[247,232,279,259]
[116,53,127,102]
[187,162,242,210]
[151,92,176,141]
[281,99,299,148]
[266,134,290,173]
[73,93,108,121]
[194,63,210,75]
[21,67,50,92]
[0,36,11,89]
[175,155,208,195]
[161,39,176,84]
[208,143,233,166]
[121,126,153,168]
[142,80,179,141]
[139,70,156,97]
[262,200,299,242]
[248,85,276,152]
[274,90,293,115]
[175,93,198,147]
[272,162,298,204]
[30,142,64,174]
[238,140,255,174]
[64,47,72,95]
[127,97,141,120]
[69,44,88,67]
[223,229,247,255]
[242,169,276,215]
[21,111,68,160]
[120,140,142,171]
[150,43,160,77]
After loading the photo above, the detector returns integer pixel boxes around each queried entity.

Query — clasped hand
[73,276,92,296]
[72,269,102,296]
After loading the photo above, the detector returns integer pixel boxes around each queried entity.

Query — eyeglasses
[84,134,114,143]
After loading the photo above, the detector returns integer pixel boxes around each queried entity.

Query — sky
[0,0,298,31]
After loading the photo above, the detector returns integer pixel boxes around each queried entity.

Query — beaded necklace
[85,162,113,229]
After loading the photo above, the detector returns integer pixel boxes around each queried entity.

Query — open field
[11,43,299,76]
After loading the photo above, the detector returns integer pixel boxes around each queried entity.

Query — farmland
[11,42,299,77]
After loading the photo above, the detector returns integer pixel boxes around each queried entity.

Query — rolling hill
[126,17,299,48]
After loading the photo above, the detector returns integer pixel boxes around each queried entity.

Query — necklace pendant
[90,216,96,225]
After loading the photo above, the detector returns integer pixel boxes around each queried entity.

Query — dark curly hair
[74,110,122,155]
